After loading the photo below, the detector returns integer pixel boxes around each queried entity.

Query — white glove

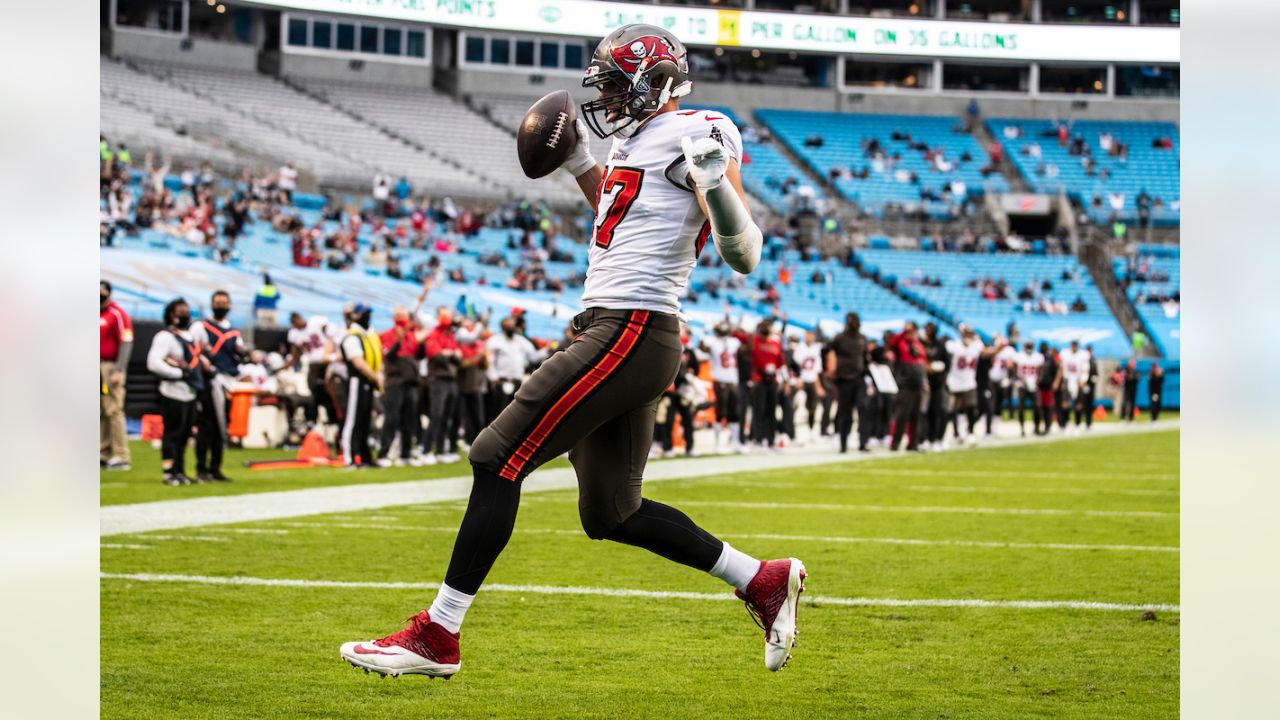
[681,136,728,190]
[561,118,597,178]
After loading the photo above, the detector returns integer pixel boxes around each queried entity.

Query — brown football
[517,90,578,179]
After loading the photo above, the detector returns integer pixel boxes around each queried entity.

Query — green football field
[101,428,1179,719]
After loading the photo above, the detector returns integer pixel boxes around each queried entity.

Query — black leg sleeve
[443,468,523,595]
[604,499,724,573]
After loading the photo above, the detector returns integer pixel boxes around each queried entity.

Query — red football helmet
[581,24,693,139]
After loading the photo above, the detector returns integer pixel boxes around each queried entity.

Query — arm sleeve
[115,342,133,372]
[147,334,184,380]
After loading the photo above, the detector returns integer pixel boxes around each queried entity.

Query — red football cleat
[340,610,461,678]
[736,557,807,671]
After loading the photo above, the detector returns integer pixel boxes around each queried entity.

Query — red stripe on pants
[498,311,649,481]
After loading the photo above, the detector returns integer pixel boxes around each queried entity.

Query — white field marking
[99,572,1180,613]
[664,500,1175,518]
[201,528,290,535]
[271,522,1177,553]
[693,478,1176,497]
[101,543,149,550]
[798,468,1178,483]
[125,534,229,542]
[101,420,1180,536]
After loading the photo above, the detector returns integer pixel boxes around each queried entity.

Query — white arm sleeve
[681,130,761,275]
[703,181,762,275]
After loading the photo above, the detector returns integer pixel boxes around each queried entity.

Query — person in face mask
[377,305,426,467]
[190,290,246,481]
[455,319,489,451]
[339,302,384,467]
[483,315,546,423]
[147,298,205,486]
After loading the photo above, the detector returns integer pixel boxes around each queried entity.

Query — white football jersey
[945,338,985,393]
[1060,349,1091,382]
[1013,350,1045,390]
[989,345,1016,383]
[1060,347,1091,396]
[288,315,339,364]
[580,108,743,314]
[793,342,823,383]
[704,335,742,385]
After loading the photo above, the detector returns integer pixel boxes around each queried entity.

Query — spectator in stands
[278,162,297,204]
[1070,296,1088,313]
[423,307,462,464]
[965,98,981,132]
[147,298,202,486]
[1137,190,1153,229]
[253,272,280,328]
[378,306,425,467]
[1148,364,1165,422]
[804,133,824,148]
[889,322,926,452]
[100,281,133,471]
[395,177,413,203]
[1057,122,1070,147]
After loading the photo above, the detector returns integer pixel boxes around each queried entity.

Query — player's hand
[681,136,728,190]
[560,119,597,178]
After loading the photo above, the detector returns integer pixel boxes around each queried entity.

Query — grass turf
[101,429,1179,719]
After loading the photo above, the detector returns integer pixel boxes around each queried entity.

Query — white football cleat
[340,610,460,679]
[736,558,807,671]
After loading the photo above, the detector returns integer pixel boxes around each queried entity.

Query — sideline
[101,421,1179,536]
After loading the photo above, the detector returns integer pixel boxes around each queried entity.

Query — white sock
[427,583,474,634]
[710,542,761,592]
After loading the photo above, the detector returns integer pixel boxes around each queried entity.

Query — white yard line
[692,478,1176,497]
[665,500,1175,518]
[101,420,1178,537]
[273,522,1177,553]
[125,534,229,542]
[99,572,1179,613]
[100,543,149,550]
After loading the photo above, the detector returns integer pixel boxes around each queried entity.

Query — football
[517,89,577,179]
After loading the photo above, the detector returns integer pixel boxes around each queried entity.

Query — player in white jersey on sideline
[702,322,744,453]
[1059,339,1092,434]
[1011,341,1046,438]
[944,325,988,445]
[341,23,805,679]
[792,330,825,444]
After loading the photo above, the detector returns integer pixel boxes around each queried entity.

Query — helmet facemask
[580,27,692,139]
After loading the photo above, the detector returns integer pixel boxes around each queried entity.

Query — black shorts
[468,308,682,530]
[713,382,741,423]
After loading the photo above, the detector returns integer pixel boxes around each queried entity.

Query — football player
[944,325,988,445]
[341,24,804,678]
[1012,341,1045,437]
[1059,339,1091,432]
[702,321,744,453]
[792,330,826,443]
